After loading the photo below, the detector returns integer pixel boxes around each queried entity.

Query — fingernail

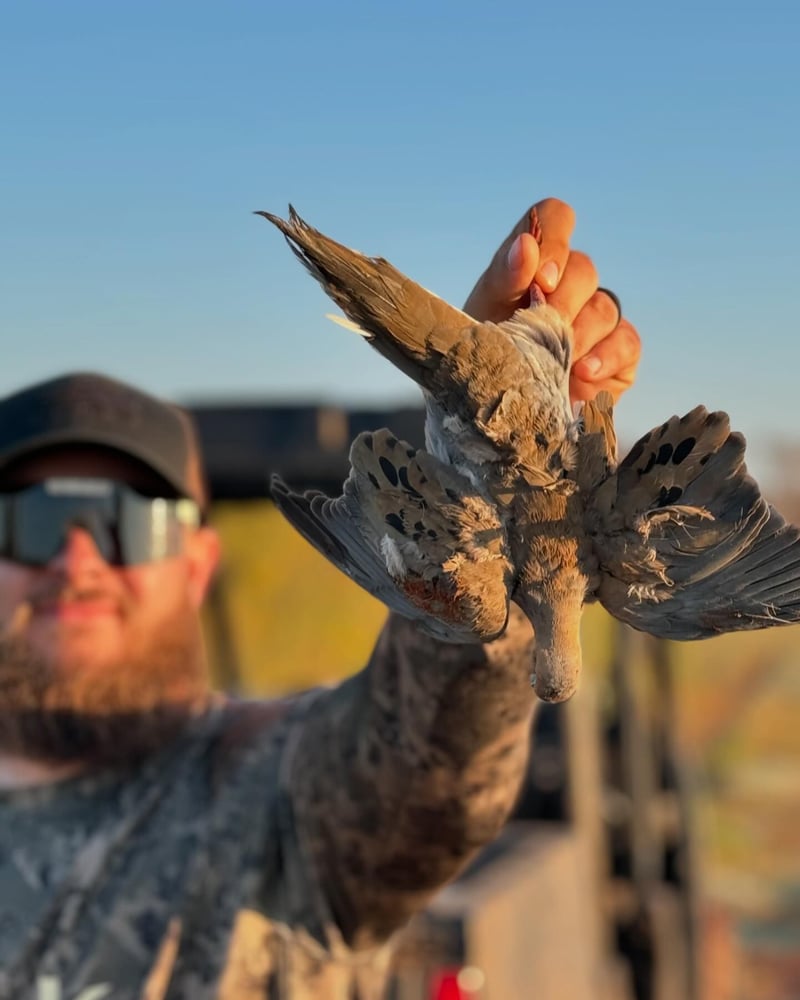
[507,235,526,271]
[577,355,602,377]
[539,261,559,290]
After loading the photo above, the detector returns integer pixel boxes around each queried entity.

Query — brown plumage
[258,207,800,703]
[269,428,513,642]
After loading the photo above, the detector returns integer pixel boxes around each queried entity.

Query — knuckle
[617,320,642,360]
[567,250,598,288]
[590,290,620,327]
[535,197,576,230]
[545,238,571,268]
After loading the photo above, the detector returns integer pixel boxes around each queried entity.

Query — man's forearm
[287,605,537,950]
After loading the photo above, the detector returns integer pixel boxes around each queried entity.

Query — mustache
[0,585,130,641]
[26,582,130,614]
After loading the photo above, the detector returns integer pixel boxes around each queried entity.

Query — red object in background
[430,968,479,1000]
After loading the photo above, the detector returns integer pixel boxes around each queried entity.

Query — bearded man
[0,198,639,999]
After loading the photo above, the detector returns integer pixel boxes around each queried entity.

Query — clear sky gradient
[2,0,798,485]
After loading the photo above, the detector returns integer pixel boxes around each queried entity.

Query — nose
[47,526,111,576]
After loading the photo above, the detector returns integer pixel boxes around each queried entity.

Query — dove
[257,206,800,703]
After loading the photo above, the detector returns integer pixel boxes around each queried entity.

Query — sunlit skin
[0,446,220,788]
[463,198,641,402]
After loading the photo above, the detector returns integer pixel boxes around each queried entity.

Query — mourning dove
[258,207,800,703]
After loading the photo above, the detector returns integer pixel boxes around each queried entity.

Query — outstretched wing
[257,206,477,389]
[270,428,512,642]
[258,208,575,479]
[588,406,800,639]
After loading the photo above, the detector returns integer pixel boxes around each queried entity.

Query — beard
[0,595,213,768]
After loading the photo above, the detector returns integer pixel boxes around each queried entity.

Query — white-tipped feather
[326,313,371,337]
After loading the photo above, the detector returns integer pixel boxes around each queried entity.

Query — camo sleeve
[283,605,537,951]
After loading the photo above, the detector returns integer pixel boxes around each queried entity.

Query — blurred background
[2,1,800,996]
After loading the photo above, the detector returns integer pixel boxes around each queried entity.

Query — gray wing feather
[593,407,800,639]
[270,429,511,642]
[270,476,451,632]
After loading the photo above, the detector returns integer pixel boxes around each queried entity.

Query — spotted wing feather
[589,407,800,638]
[270,429,512,641]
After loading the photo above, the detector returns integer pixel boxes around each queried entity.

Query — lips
[30,591,123,622]
[36,599,120,621]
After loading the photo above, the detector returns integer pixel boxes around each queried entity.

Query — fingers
[544,256,642,404]
[545,251,598,323]
[571,289,622,358]
[462,225,540,323]
[570,319,641,402]
[571,368,637,403]
[462,197,642,404]
[532,198,576,293]
[463,198,575,323]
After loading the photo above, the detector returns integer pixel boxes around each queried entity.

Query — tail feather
[577,390,617,491]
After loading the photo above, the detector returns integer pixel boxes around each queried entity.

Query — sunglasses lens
[0,480,197,567]
[118,495,185,564]
[14,481,118,566]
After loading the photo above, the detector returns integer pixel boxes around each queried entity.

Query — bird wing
[588,406,800,638]
[270,428,512,642]
[259,208,576,478]
[257,206,480,388]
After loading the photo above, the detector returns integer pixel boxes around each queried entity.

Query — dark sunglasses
[0,477,201,568]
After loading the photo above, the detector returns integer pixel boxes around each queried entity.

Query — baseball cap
[0,372,208,510]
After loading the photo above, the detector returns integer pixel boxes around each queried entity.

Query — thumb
[463,199,577,322]
[463,230,541,323]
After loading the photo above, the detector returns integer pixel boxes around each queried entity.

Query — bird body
[259,208,800,703]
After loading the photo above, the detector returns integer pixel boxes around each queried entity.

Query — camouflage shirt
[0,610,536,999]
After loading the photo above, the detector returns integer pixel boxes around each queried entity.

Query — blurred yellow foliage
[203,500,388,695]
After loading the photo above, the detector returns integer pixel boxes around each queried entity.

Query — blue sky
[2,0,799,485]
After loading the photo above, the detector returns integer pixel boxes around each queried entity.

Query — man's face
[0,446,220,762]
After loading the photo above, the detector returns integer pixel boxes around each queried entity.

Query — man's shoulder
[210,687,331,771]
